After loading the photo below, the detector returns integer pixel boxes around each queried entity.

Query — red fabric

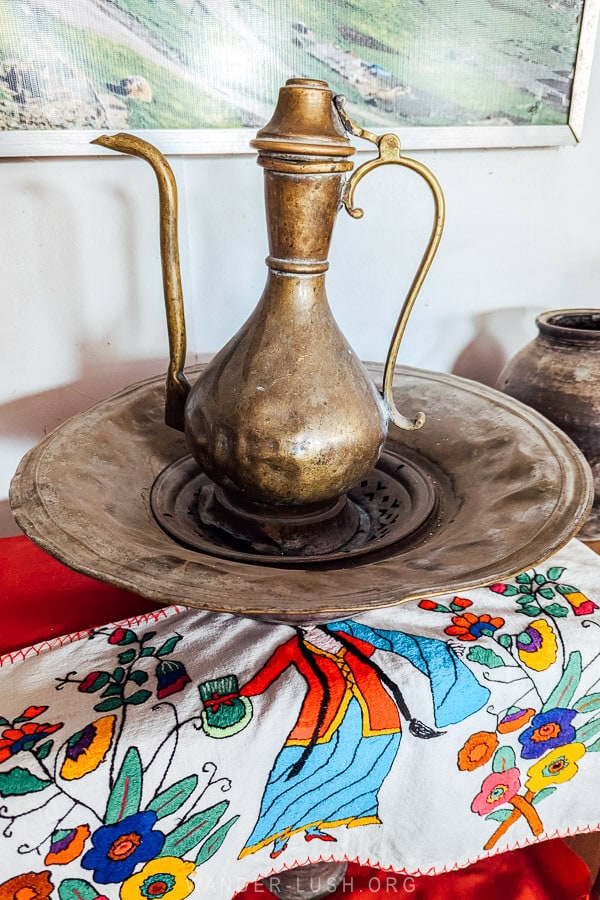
[0,536,159,654]
[238,843,590,899]
[0,536,593,899]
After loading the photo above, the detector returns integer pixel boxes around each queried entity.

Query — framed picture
[0,0,598,157]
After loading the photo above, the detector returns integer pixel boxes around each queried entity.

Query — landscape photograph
[0,0,586,134]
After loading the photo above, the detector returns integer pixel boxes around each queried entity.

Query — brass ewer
[93,78,445,557]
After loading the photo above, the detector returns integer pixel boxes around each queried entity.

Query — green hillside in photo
[0,0,585,131]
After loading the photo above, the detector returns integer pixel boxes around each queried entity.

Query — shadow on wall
[450,306,544,388]
[1,354,209,537]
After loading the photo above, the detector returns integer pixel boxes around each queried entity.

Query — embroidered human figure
[201,619,490,860]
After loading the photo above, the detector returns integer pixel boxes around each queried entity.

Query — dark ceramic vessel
[498,309,600,541]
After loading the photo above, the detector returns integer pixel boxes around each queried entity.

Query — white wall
[2,48,600,536]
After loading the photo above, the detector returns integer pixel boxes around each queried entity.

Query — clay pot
[497,309,600,541]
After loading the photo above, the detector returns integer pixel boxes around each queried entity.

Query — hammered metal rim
[9,364,594,623]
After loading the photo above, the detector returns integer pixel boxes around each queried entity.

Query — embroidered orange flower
[0,721,63,763]
[445,613,505,642]
[562,591,598,617]
[0,872,53,900]
[60,716,116,781]
[498,708,535,734]
[458,731,499,771]
[44,824,91,865]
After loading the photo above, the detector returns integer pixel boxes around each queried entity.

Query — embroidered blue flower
[81,811,165,884]
[518,708,577,760]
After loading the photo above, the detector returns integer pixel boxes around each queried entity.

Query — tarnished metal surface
[93,79,444,523]
[150,448,437,563]
[10,364,593,624]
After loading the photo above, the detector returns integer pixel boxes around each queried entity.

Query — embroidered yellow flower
[516,619,557,672]
[457,731,499,771]
[120,857,196,900]
[60,715,116,780]
[525,742,586,793]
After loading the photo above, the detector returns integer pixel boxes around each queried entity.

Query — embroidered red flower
[0,720,63,763]
[490,583,507,594]
[445,613,505,641]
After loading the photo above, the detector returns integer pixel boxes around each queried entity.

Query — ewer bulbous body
[93,78,444,530]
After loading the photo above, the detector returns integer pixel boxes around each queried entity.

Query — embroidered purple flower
[518,708,576,759]
[156,661,191,699]
[81,811,165,884]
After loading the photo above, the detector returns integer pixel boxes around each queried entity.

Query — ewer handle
[334,97,446,431]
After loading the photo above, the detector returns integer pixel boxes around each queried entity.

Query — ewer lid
[251,78,356,157]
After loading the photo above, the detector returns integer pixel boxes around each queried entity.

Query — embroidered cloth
[1,539,600,900]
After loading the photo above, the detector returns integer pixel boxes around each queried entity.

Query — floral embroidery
[0,872,54,900]
[562,591,599,617]
[419,561,600,852]
[60,716,116,780]
[155,661,191,700]
[457,731,499,771]
[120,858,196,900]
[471,769,521,815]
[0,717,63,763]
[44,824,91,865]
[445,613,505,642]
[525,743,586,792]
[516,619,557,671]
[498,708,535,734]
[82,812,166,884]
[518,709,577,759]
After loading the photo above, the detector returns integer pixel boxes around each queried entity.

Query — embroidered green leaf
[492,746,516,773]
[542,652,582,712]
[516,573,531,585]
[586,737,600,752]
[100,683,123,698]
[573,693,600,714]
[141,631,157,643]
[0,766,51,796]
[520,605,541,617]
[125,690,152,706]
[547,567,566,581]
[112,667,125,683]
[156,636,183,657]
[147,775,198,819]
[118,650,137,665]
[531,786,556,805]
[575,717,600,744]
[501,585,519,597]
[0,717,10,727]
[519,585,533,595]
[34,740,53,761]
[556,584,579,595]
[160,801,228,857]
[129,671,149,685]
[543,604,568,617]
[59,880,102,900]
[105,747,143,824]
[485,809,512,822]
[140,647,156,658]
[466,647,504,668]
[538,588,555,600]
[497,634,512,649]
[534,575,546,586]
[195,815,239,866]
[93,697,123,713]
